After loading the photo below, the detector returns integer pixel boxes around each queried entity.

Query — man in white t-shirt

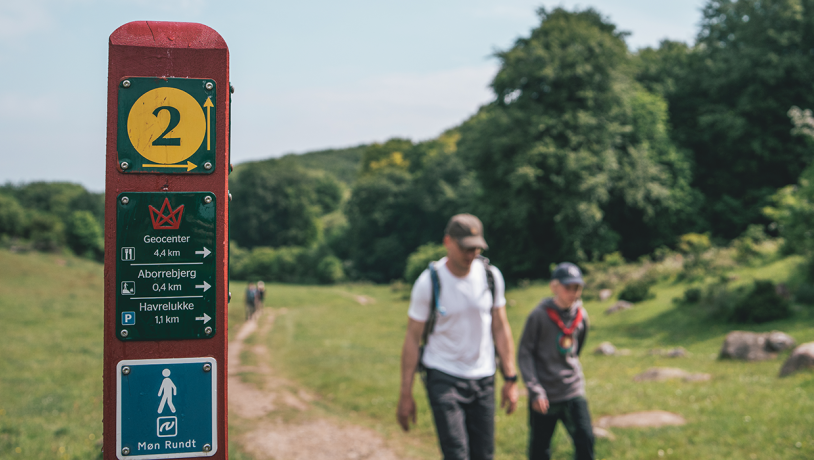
[397,214,519,460]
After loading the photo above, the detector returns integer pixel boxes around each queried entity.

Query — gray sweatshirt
[518,297,589,403]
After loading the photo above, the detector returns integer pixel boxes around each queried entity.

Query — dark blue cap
[552,262,584,285]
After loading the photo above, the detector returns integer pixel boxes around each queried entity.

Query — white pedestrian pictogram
[157,369,177,414]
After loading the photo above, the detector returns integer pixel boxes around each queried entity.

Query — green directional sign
[117,77,217,174]
[116,192,216,341]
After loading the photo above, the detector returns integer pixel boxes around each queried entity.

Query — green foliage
[681,287,703,304]
[27,211,65,251]
[794,283,814,305]
[230,244,344,284]
[0,193,27,237]
[618,277,656,303]
[404,243,447,284]
[273,145,366,186]
[65,210,104,260]
[731,224,770,263]
[346,134,475,283]
[647,0,814,239]
[230,161,342,249]
[730,279,792,323]
[678,233,714,280]
[457,7,696,282]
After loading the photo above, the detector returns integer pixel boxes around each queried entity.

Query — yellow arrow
[143,161,198,172]
[204,97,214,151]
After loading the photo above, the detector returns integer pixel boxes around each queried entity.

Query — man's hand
[531,397,549,414]
[500,381,519,414]
[396,394,417,431]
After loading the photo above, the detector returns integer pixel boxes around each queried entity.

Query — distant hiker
[256,280,266,314]
[518,262,594,460]
[245,283,257,320]
[397,214,519,460]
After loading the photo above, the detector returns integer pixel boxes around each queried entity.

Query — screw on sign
[103,21,230,460]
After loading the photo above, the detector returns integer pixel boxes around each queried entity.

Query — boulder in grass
[765,331,796,352]
[719,331,777,361]
[594,342,616,356]
[599,289,613,301]
[633,367,711,383]
[605,300,633,315]
[779,342,814,377]
[719,330,796,361]
[591,426,615,440]
[595,411,686,429]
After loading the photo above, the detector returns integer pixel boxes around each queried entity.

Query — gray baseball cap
[445,214,489,250]
[552,262,584,285]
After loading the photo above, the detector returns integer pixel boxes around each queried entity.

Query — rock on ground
[633,367,711,383]
[779,342,814,377]
[594,342,617,356]
[599,289,613,302]
[605,301,633,315]
[649,347,688,358]
[595,411,686,429]
[719,331,795,361]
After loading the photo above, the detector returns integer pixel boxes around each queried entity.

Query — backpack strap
[479,256,496,308]
[421,261,441,346]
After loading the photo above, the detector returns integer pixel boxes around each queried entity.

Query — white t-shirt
[408,257,507,379]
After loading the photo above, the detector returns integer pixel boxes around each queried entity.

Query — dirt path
[229,310,407,460]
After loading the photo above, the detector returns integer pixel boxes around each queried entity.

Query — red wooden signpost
[103,21,230,459]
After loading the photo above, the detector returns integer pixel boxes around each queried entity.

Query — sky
[0,0,705,191]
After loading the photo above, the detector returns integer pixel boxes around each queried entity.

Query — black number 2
[152,106,181,146]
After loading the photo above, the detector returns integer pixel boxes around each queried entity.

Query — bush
[27,212,65,251]
[730,280,792,324]
[794,283,814,305]
[66,210,104,260]
[0,194,27,237]
[404,243,447,284]
[682,287,702,304]
[618,277,656,303]
[230,244,345,284]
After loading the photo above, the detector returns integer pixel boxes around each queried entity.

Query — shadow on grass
[621,302,814,347]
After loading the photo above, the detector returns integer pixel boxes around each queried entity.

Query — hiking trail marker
[116,358,217,459]
[104,21,230,460]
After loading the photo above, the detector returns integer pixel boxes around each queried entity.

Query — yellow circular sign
[127,87,206,164]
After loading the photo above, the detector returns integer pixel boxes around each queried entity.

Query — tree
[345,133,475,282]
[457,8,696,281]
[655,0,814,238]
[229,161,340,249]
[66,210,104,259]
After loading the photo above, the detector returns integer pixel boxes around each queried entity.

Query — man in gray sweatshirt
[517,262,593,460]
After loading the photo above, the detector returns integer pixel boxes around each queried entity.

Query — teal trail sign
[117,357,217,459]
[116,192,216,341]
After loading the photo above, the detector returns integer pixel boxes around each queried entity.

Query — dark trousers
[425,368,495,460]
[528,396,594,460]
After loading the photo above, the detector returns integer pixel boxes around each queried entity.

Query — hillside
[233,144,366,186]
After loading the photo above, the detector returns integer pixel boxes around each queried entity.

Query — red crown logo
[149,198,184,230]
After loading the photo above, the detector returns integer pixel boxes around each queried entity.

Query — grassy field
[2,248,814,459]
[262,256,814,460]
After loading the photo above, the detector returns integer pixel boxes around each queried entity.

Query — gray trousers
[425,368,495,460]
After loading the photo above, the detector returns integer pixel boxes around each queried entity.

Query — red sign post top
[103,21,230,459]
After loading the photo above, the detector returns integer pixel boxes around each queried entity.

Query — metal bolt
[205,82,214,91]
[204,162,213,170]
[122,447,131,455]
[122,80,131,88]
[120,161,130,170]
[203,363,212,372]
[204,196,213,204]
[121,329,129,338]
[122,366,131,375]
[228,192,232,201]
[228,291,232,303]
[230,85,235,94]
[205,326,213,335]
[203,444,212,452]
[121,196,129,205]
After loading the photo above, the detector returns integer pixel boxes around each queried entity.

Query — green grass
[0,250,104,459]
[3,248,814,459]
[263,256,814,460]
